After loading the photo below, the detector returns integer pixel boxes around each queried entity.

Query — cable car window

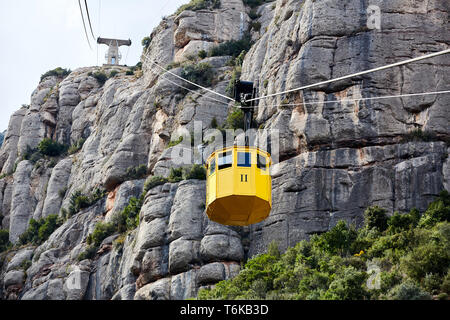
[218,151,232,170]
[237,152,251,167]
[209,158,216,175]
[257,154,266,171]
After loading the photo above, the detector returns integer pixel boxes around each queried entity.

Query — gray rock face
[0,0,449,300]
[0,107,27,175]
[6,248,34,272]
[41,158,72,218]
[9,161,34,243]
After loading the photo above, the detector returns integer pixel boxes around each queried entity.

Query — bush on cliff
[18,214,62,246]
[181,62,214,87]
[198,191,450,300]
[0,229,10,253]
[175,0,221,15]
[40,67,71,82]
[38,138,68,157]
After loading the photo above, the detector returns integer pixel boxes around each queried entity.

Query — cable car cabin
[205,145,272,226]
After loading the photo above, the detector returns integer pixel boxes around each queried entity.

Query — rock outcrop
[0,0,449,300]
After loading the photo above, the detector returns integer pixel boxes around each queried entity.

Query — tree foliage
[198,191,450,300]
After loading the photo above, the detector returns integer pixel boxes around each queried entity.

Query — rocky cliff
[0,0,448,300]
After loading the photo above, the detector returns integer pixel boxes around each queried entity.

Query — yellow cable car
[204,80,273,226]
[205,145,272,226]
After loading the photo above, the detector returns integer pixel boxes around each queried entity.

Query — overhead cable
[144,57,236,103]
[161,75,230,106]
[239,89,450,109]
[78,0,92,50]
[246,48,450,103]
[84,0,96,40]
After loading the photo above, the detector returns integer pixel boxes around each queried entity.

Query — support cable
[246,48,450,103]
[78,0,92,50]
[84,0,96,40]
[144,57,236,103]
[240,89,450,109]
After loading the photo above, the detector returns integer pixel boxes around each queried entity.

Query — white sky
[0,0,189,132]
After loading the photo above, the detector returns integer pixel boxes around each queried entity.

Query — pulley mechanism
[234,80,257,146]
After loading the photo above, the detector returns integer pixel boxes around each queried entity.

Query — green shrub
[379,270,403,293]
[77,245,97,261]
[422,273,443,295]
[90,71,108,85]
[225,107,244,130]
[144,176,169,192]
[66,189,106,217]
[169,167,183,183]
[68,138,86,155]
[388,280,432,300]
[38,138,68,157]
[387,209,420,234]
[400,235,449,280]
[208,34,253,58]
[128,62,142,73]
[210,117,218,129]
[113,195,144,233]
[22,146,42,163]
[198,50,207,59]
[18,218,43,245]
[181,62,214,87]
[40,67,71,82]
[322,266,369,300]
[113,233,126,251]
[0,229,10,252]
[419,190,450,227]
[125,165,148,180]
[141,36,152,49]
[21,259,32,271]
[126,70,134,76]
[197,191,450,300]
[166,61,181,70]
[175,0,221,15]
[251,21,261,32]
[109,70,119,78]
[267,240,281,259]
[168,136,184,148]
[441,270,450,294]
[364,206,388,232]
[18,214,61,246]
[86,222,116,247]
[183,164,206,180]
[311,220,357,256]
[37,214,60,242]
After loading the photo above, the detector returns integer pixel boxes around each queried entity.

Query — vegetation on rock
[68,138,86,155]
[0,229,10,253]
[61,188,107,219]
[208,34,253,59]
[198,191,450,300]
[175,0,221,15]
[18,214,62,246]
[181,62,215,87]
[125,164,148,180]
[38,138,68,157]
[40,67,71,82]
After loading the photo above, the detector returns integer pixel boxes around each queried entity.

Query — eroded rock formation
[0,0,448,300]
